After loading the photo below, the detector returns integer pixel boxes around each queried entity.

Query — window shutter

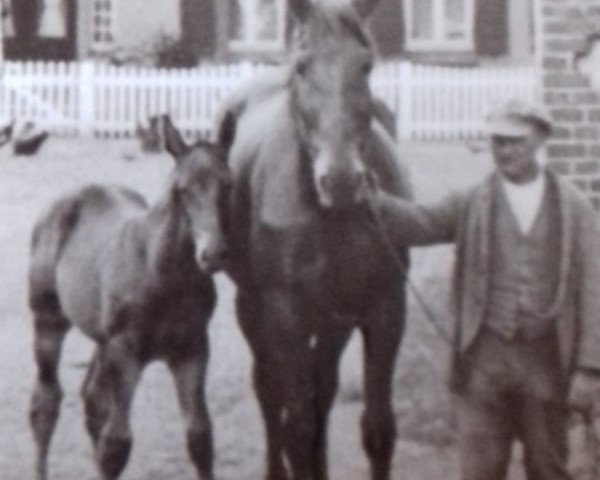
[181,0,216,60]
[368,0,404,57]
[475,0,508,56]
[12,0,39,39]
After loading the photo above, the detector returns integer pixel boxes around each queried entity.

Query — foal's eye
[296,60,309,77]
[294,52,313,77]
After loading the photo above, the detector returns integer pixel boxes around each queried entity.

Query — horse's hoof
[97,435,132,480]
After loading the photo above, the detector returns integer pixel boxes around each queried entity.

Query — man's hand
[569,370,600,413]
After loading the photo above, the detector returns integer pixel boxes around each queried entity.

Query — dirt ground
[0,137,541,480]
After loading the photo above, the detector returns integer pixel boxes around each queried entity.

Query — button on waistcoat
[484,180,561,341]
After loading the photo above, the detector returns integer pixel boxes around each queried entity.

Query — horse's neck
[144,190,192,276]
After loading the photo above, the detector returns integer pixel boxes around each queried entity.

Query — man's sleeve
[576,201,600,373]
[375,190,463,246]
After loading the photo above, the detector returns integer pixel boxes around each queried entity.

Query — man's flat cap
[486,99,553,137]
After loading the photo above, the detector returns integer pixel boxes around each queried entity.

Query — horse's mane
[291,3,373,52]
[215,3,376,154]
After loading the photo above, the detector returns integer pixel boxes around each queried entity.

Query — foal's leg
[168,337,214,480]
[29,311,70,480]
[95,336,143,480]
[81,347,110,446]
[360,293,405,480]
[312,326,352,480]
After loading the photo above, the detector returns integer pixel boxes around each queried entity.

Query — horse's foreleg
[30,312,70,480]
[237,289,288,480]
[312,327,352,480]
[259,289,318,480]
[360,295,405,480]
[81,347,110,446]
[95,337,142,480]
[253,358,287,480]
[168,339,213,480]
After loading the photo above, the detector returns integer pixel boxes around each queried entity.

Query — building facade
[1,0,535,66]
[2,0,181,61]
[539,0,600,208]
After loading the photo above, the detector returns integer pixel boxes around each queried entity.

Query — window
[227,0,286,52]
[1,0,15,38]
[91,0,114,52]
[3,0,76,60]
[405,0,474,51]
[38,0,68,38]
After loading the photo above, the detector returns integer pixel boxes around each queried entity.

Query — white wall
[507,0,534,64]
[113,0,181,54]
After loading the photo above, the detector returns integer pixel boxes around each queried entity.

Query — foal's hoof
[97,435,132,479]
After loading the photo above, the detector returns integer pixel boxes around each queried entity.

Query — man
[374,99,600,480]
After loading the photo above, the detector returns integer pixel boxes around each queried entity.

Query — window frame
[404,0,475,52]
[1,0,15,38]
[90,0,114,53]
[37,0,69,39]
[227,0,286,53]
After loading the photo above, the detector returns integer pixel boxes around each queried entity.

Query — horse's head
[163,116,232,273]
[289,0,381,211]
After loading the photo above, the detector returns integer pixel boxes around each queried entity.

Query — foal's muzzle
[194,235,228,274]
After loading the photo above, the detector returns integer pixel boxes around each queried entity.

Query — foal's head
[288,0,381,210]
[163,116,231,273]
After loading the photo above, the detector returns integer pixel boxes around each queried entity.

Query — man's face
[490,126,544,183]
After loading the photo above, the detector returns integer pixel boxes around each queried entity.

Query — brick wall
[539,0,600,208]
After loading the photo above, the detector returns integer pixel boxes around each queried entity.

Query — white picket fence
[0,60,537,141]
[374,62,538,140]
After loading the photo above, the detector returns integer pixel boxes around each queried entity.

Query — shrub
[152,33,198,68]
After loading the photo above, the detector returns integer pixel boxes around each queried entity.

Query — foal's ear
[352,0,382,18]
[288,0,313,23]
[162,114,189,160]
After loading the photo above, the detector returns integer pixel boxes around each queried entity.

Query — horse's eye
[361,61,373,76]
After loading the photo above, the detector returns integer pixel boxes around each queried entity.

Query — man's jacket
[378,169,600,390]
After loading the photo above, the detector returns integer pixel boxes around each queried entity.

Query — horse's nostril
[319,171,367,200]
[198,243,228,270]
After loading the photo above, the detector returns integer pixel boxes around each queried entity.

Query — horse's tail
[29,194,82,313]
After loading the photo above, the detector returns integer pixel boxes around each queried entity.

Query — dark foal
[218,0,412,479]
[28,116,231,480]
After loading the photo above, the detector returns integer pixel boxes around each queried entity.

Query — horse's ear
[352,0,381,18]
[288,0,313,23]
[162,114,189,160]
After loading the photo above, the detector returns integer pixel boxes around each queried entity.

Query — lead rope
[362,192,600,479]
[363,194,455,345]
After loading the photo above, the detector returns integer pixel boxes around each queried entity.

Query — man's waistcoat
[484,181,561,341]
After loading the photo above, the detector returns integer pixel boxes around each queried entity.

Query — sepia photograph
[1,1,600,479]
